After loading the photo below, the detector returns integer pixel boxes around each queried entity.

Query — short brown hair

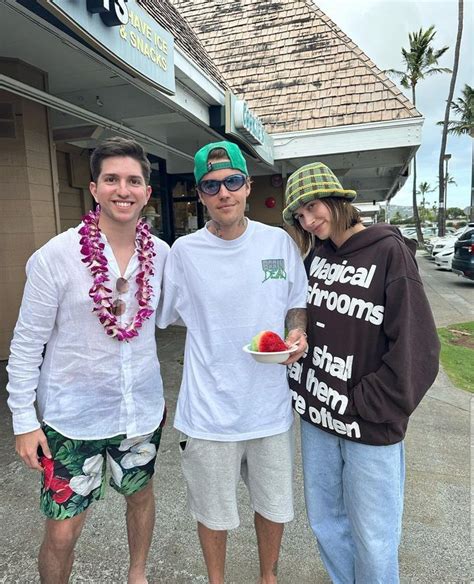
[290,198,361,256]
[90,136,151,183]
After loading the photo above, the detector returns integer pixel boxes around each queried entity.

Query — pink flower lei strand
[78,207,156,341]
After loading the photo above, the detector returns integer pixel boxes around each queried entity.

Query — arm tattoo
[285,307,307,332]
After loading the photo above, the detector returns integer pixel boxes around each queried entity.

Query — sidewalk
[0,260,471,582]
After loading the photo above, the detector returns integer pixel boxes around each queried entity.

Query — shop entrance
[145,163,206,244]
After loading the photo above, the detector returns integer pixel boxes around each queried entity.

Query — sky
[315,0,473,211]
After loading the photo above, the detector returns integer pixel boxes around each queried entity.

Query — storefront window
[143,168,205,243]
[174,199,198,236]
[143,198,162,237]
[171,177,204,238]
[146,162,166,240]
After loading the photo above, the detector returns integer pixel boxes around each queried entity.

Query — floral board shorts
[39,418,165,521]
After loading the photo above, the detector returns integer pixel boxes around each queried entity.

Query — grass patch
[437,321,474,392]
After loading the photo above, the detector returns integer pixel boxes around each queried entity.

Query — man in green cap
[158,141,308,583]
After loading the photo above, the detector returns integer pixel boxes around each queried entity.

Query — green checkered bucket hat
[283,162,357,225]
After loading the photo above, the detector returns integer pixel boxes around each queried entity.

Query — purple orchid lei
[78,207,156,341]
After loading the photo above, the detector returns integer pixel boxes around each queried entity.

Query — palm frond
[439,84,474,136]
[424,67,452,76]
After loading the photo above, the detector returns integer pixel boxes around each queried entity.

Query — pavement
[0,253,471,583]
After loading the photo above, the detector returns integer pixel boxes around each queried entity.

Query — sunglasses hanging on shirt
[111,277,129,316]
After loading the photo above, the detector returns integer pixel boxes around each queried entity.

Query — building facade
[0,0,423,357]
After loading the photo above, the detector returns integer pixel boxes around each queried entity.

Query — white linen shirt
[7,226,169,439]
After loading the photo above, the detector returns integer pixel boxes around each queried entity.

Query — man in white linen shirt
[6,137,169,584]
[157,141,308,584]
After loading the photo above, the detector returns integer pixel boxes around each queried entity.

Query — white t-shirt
[157,220,308,441]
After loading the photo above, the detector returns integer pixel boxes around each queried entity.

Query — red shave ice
[250,331,288,352]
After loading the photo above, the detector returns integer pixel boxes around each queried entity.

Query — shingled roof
[171,0,420,133]
[138,0,229,91]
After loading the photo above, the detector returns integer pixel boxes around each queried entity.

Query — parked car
[422,226,442,239]
[400,227,417,239]
[452,228,474,281]
[431,235,458,259]
[401,226,454,248]
[434,246,454,270]
[426,227,462,254]
[429,224,474,257]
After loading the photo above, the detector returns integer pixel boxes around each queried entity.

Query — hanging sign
[225,92,274,166]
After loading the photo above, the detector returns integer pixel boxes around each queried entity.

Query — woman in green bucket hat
[283,162,440,584]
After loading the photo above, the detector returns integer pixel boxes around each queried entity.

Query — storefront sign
[87,0,129,26]
[225,92,274,166]
[39,0,175,94]
[233,99,265,145]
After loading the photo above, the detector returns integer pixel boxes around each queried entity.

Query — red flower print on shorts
[40,456,73,504]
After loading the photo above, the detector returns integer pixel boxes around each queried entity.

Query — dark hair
[290,198,361,256]
[90,136,151,183]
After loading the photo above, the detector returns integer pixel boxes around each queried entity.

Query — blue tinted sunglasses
[197,173,247,196]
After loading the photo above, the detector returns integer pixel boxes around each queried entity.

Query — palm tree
[385,26,450,245]
[438,0,464,234]
[442,84,474,136]
[417,181,434,222]
[436,173,457,188]
[439,83,473,220]
[436,173,458,222]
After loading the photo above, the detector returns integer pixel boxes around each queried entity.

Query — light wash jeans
[300,419,405,584]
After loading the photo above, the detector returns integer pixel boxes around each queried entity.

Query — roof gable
[171,0,420,133]
[138,0,229,91]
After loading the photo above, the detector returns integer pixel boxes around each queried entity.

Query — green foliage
[436,172,457,189]
[417,181,434,196]
[55,440,88,475]
[119,470,150,495]
[44,426,66,454]
[446,207,466,219]
[417,181,435,222]
[384,26,450,93]
[41,491,72,520]
[438,322,474,393]
[41,491,94,520]
[65,494,91,517]
[438,84,474,136]
[384,26,450,244]
[391,211,404,224]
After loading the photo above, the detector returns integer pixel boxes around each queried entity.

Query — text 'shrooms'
[307,256,384,326]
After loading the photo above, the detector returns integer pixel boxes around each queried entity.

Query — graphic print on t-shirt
[261,259,287,282]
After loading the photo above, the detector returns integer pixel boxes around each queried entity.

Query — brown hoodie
[288,224,440,445]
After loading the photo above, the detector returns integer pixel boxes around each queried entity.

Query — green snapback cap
[194,141,249,184]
